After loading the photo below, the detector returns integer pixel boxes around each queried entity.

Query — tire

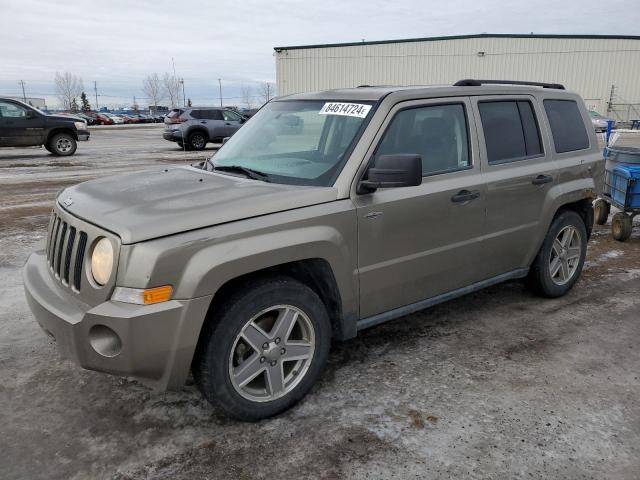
[527,210,588,298]
[593,199,610,225]
[193,276,331,421]
[612,212,632,242]
[188,131,207,150]
[47,133,77,156]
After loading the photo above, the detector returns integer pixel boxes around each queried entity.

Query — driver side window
[376,103,471,176]
[222,110,242,122]
[0,101,28,118]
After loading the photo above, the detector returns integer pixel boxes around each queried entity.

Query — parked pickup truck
[24,79,604,420]
[0,97,89,155]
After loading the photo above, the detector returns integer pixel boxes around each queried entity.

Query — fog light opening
[89,325,122,358]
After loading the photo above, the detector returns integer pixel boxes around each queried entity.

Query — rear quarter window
[543,100,589,153]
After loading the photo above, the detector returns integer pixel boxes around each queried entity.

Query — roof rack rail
[453,79,565,90]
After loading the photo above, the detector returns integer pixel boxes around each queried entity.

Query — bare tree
[54,72,84,110]
[163,73,180,109]
[240,84,254,109]
[142,73,164,113]
[258,82,275,105]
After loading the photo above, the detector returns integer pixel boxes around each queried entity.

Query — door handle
[451,190,480,203]
[200,121,207,124]
[225,122,231,125]
[532,174,553,186]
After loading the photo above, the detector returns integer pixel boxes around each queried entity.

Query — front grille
[46,210,89,292]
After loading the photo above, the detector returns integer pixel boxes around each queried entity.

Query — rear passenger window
[203,109,223,120]
[479,100,543,164]
[543,100,589,153]
[376,103,471,176]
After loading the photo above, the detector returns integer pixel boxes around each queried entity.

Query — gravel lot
[1,126,640,479]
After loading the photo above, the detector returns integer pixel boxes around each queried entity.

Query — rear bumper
[23,248,212,390]
[162,130,184,141]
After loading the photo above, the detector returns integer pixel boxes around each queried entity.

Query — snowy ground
[1,127,640,479]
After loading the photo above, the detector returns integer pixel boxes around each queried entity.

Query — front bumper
[77,129,90,141]
[23,248,212,390]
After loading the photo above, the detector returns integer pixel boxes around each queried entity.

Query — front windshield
[211,100,374,186]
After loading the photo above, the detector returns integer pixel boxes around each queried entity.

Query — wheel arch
[186,126,209,142]
[46,127,78,143]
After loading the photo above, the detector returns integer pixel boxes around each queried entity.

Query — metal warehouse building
[274,34,640,121]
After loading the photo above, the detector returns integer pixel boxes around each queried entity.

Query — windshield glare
[211,100,373,186]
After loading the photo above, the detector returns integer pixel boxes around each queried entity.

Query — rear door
[197,109,224,140]
[472,95,556,276]
[355,97,489,318]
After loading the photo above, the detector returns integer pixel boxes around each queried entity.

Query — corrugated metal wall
[275,36,640,120]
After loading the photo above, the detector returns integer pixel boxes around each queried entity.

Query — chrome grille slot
[63,227,76,284]
[55,222,68,277]
[49,216,61,266]
[74,232,88,291]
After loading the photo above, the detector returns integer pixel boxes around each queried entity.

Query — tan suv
[24,79,604,420]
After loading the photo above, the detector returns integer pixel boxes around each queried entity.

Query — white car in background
[103,113,124,124]
[589,110,614,132]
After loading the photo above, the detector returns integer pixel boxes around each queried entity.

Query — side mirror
[25,110,35,119]
[358,154,422,193]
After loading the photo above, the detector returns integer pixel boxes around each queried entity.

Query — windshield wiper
[208,160,270,182]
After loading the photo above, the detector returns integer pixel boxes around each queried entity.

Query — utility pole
[607,84,616,115]
[218,78,223,107]
[19,80,26,102]
[181,78,186,107]
[94,81,99,110]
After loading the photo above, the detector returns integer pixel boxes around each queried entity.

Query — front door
[0,100,44,146]
[355,98,489,319]
[221,109,244,137]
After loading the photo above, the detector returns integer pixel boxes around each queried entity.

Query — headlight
[74,121,86,130]
[91,237,114,285]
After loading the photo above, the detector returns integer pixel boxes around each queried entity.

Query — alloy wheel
[229,305,315,402]
[56,137,72,153]
[549,225,582,285]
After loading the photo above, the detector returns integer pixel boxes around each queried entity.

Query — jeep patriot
[23,79,604,420]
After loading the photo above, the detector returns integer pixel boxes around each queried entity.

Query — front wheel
[193,276,331,421]
[527,211,587,298]
[47,133,77,156]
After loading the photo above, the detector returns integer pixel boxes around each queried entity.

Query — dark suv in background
[163,107,246,150]
[0,98,90,156]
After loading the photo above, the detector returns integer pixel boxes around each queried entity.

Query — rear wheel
[612,212,633,241]
[593,199,610,225]
[193,276,331,421]
[527,211,587,298]
[47,133,77,156]
[188,131,207,150]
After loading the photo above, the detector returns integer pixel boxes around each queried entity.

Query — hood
[58,166,338,244]
[46,114,83,123]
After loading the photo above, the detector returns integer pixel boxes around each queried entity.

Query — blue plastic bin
[608,164,640,209]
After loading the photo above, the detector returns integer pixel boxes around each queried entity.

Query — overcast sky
[1,0,638,109]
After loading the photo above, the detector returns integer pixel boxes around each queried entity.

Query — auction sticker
[319,102,371,118]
